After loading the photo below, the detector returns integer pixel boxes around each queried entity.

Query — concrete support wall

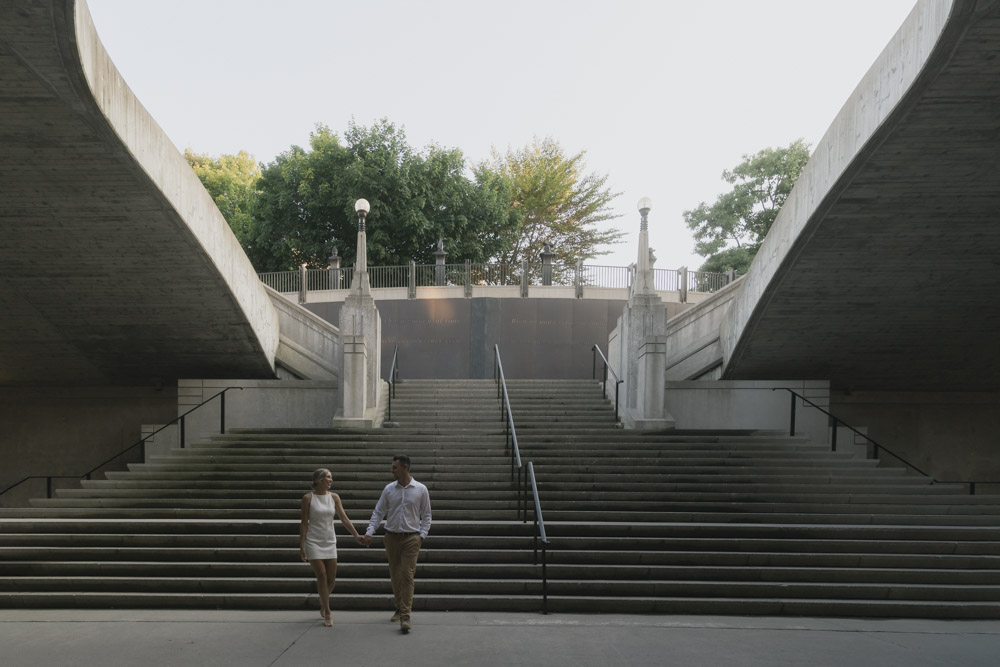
[266,287,340,381]
[664,380,832,446]
[0,386,176,507]
[663,280,742,381]
[74,1,279,373]
[720,0,954,375]
[830,391,1000,490]
[177,379,339,446]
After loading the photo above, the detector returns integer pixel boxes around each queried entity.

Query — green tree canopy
[184,149,261,247]
[684,139,811,274]
[476,137,624,266]
[249,119,516,271]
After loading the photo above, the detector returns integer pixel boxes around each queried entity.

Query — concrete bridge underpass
[711,0,1000,393]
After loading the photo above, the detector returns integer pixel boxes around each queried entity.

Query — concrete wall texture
[0,386,177,508]
[304,297,694,379]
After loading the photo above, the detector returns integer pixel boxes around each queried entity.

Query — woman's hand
[299,545,308,562]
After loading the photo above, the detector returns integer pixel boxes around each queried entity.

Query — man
[365,454,432,633]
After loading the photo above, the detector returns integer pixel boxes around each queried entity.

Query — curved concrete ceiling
[722,0,1000,392]
[0,0,278,386]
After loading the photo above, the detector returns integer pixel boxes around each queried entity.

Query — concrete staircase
[2,378,1000,617]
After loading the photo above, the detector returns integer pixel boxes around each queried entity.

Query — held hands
[355,534,373,547]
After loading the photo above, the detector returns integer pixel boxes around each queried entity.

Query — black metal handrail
[592,344,623,422]
[493,344,550,613]
[775,388,997,495]
[0,386,243,499]
[387,345,399,421]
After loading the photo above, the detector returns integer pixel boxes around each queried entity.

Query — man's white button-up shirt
[366,478,432,539]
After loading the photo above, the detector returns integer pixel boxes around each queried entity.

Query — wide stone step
[8,386,1000,619]
[75,474,936,492]
[3,590,1000,618]
[2,576,999,604]
[6,560,1000,585]
[50,487,978,502]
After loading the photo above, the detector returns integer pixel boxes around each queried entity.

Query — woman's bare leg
[309,559,332,625]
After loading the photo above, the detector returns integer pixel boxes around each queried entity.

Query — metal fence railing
[261,262,737,299]
[580,265,632,289]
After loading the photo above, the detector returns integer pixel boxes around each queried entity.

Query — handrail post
[541,545,549,614]
[970,482,977,496]
[592,346,596,380]
[220,390,226,435]
[180,415,185,449]
[789,392,796,437]
[533,514,539,563]
[46,476,52,499]
[521,465,526,522]
[830,417,837,452]
[615,381,620,423]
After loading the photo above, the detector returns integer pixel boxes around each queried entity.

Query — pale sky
[86,0,918,270]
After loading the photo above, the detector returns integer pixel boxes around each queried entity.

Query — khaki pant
[384,533,421,618]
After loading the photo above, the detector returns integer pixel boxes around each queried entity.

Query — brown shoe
[391,610,401,623]
[400,617,411,633]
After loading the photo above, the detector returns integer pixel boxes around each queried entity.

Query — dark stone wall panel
[306,297,626,379]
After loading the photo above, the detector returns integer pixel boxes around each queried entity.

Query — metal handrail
[493,344,550,613]
[0,386,243,499]
[525,461,549,613]
[592,344,623,422]
[494,345,523,479]
[775,388,998,495]
[387,345,399,421]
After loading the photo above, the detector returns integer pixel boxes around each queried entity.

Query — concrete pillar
[614,198,675,430]
[679,266,688,303]
[520,260,529,297]
[464,259,472,298]
[298,264,308,304]
[333,199,384,428]
[408,260,416,299]
[340,335,368,419]
[575,261,583,298]
[636,335,673,429]
[540,244,555,286]
[433,239,448,286]
[328,248,341,290]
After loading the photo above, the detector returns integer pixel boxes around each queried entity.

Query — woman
[300,468,367,626]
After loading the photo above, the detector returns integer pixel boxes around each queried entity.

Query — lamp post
[354,198,371,294]
[635,197,653,294]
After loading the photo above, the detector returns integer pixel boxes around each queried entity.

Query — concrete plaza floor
[2,610,999,667]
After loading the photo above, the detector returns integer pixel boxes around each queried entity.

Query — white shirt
[366,478,432,539]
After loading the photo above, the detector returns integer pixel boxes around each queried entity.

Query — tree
[184,149,261,248]
[250,119,517,271]
[476,137,624,267]
[684,139,811,274]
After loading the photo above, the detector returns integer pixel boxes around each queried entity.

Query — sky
[85,0,919,270]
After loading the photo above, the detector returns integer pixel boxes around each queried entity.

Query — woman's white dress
[304,493,338,560]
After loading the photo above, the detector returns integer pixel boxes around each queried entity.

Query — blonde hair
[311,468,331,490]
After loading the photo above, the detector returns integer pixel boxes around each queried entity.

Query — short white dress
[304,493,338,560]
